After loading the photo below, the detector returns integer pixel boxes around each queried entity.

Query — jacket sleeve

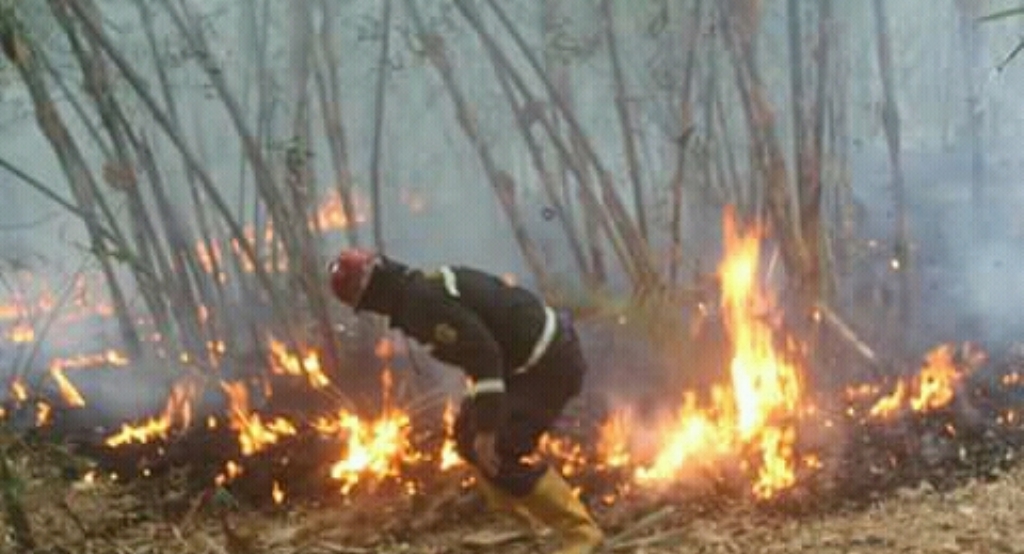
[393,286,508,433]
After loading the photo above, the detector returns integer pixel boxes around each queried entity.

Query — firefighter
[328,248,603,554]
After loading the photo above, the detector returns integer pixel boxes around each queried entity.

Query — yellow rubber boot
[516,468,604,554]
[477,478,546,533]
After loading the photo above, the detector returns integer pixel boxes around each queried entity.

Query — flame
[375,337,395,361]
[910,345,960,412]
[868,381,906,419]
[315,190,368,231]
[596,409,632,470]
[105,380,196,447]
[632,207,803,499]
[438,399,463,471]
[221,381,297,456]
[866,344,970,419]
[272,481,285,505]
[315,406,419,495]
[196,241,223,275]
[0,302,23,321]
[215,460,244,486]
[50,350,130,372]
[268,337,330,389]
[10,379,28,403]
[633,389,736,482]
[36,402,52,427]
[536,434,588,478]
[50,367,85,408]
[8,322,34,343]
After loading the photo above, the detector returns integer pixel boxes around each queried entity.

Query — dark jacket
[356,257,550,432]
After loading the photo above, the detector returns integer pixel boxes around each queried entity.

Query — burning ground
[6,210,1024,552]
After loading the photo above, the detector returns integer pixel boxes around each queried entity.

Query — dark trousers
[455,313,586,496]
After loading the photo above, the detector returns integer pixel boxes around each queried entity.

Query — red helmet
[328,248,378,306]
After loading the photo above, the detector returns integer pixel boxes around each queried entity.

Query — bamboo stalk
[482,0,660,289]
[871,0,912,333]
[601,0,649,242]
[454,0,633,287]
[63,0,302,339]
[492,62,591,282]
[315,0,359,248]
[369,0,392,254]
[668,0,703,285]
[1,16,143,357]
[404,0,551,292]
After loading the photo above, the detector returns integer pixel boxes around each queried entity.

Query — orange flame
[315,407,419,495]
[0,303,23,321]
[910,345,960,412]
[315,190,369,232]
[221,381,297,456]
[50,350,129,372]
[36,402,52,427]
[268,337,330,389]
[215,460,244,486]
[596,409,632,470]
[438,399,463,471]
[8,322,34,343]
[105,380,196,447]
[866,344,971,419]
[10,379,28,403]
[632,207,803,499]
[50,367,85,408]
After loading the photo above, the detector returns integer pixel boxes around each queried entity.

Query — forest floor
[7,441,1024,554]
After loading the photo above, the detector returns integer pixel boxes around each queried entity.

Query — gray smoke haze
[2,0,1024,424]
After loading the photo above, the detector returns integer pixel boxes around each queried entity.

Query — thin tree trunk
[871,0,912,332]
[404,0,551,293]
[715,83,744,210]
[52,0,190,356]
[601,0,648,242]
[287,0,343,378]
[955,0,985,237]
[543,0,580,266]
[64,0,301,335]
[811,0,834,300]
[38,48,136,256]
[669,0,703,285]
[483,0,659,290]
[249,0,271,263]
[135,0,226,309]
[786,0,824,303]
[39,50,112,160]
[457,0,640,288]
[1,23,142,357]
[492,60,591,281]
[369,0,392,253]
[316,0,359,247]
[161,1,300,266]
[719,0,811,293]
